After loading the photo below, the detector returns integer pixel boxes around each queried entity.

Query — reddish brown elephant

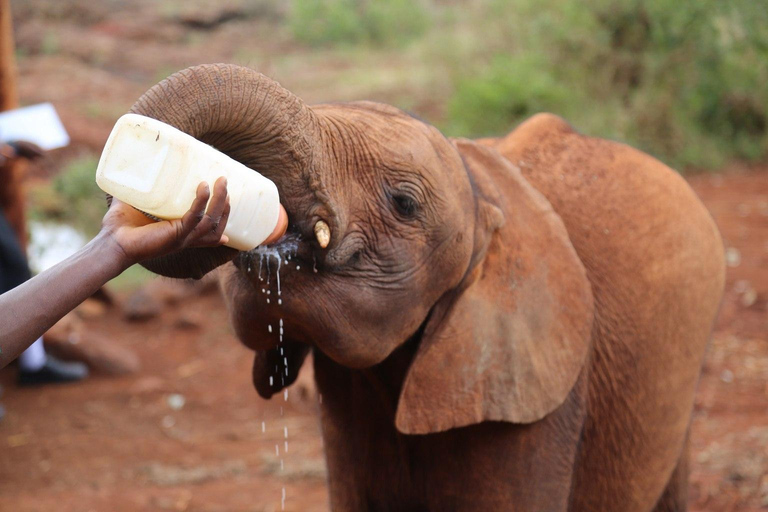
[130,64,724,511]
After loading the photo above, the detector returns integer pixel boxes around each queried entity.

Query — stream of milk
[246,242,299,511]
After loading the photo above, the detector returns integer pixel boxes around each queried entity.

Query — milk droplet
[296,265,300,270]
[266,298,270,304]
[268,325,272,333]
[166,393,185,411]
[278,299,282,305]
[726,247,741,268]
[284,426,288,438]
[269,376,274,386]
[262,421,266,433]
[276,258,281,295]
[284,389,288,401]
[275,444,279,456]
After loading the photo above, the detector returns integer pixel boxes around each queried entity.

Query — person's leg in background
[0,210,88,393]
[18,337,46,371]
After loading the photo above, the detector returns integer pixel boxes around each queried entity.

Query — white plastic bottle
[95,113,286,251]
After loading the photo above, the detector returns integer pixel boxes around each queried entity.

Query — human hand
[8,141,45,160]
[101,177,231,267]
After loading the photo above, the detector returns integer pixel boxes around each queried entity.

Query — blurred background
[1,1,767,511]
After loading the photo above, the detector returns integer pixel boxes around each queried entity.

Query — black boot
[18,356,89,386]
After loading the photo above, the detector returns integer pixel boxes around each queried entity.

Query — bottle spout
[261,204,288,246]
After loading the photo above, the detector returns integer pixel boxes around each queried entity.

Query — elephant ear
[395,140,594,435]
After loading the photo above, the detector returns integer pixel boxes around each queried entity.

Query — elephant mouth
[235,233,301,276]
[231,225,324,294]
[233,197,345,283]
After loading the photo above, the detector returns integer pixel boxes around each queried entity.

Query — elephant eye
[391,192,419,219]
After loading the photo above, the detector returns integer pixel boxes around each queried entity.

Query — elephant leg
[651,433,690,512]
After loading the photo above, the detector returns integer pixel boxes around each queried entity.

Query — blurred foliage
[28,156,104,236]
[15,0,768,181]
[442,0,768,169]
[446,54,572,138]
[285,0,768,168]
[289,0,430,47]
[28,156,156,290]
[39,31,59,55]
[108,264,155,291]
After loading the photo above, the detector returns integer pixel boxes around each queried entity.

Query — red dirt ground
[0,170,765,512]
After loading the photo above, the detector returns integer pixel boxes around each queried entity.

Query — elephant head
[132,64,594,435]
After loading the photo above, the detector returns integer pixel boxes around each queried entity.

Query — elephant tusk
[314,220,330,248]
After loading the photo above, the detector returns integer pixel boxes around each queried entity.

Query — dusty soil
[0,287,330,512]
[686,170,768,512]
[2,2,767,511]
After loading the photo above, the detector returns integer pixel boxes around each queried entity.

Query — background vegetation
[16,0,768,243]
[28,156,103,236]
[288,0,768,170]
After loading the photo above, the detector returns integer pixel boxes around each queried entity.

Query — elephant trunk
[129,63,327,279]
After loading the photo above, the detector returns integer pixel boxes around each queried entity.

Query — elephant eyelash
[390,192,420,219]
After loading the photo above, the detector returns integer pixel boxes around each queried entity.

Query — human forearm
[0,231,129,367]
[0,178,240,368]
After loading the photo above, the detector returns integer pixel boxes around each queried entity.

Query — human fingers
[188,194,230,247]
[206,177,229,221]
[187,177,229,244]
[178,182,211,239]
[213,200,231,240]
[11,141,45,160]
[195,177,228,235]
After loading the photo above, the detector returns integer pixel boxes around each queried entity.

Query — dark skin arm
[0,177,231,368]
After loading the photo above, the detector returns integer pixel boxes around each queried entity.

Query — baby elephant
[134,64,724,512]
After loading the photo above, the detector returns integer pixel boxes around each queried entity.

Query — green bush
[289,0,430,47]
[444,0,768,170]
[446,54,572,138]
[29,156,105,236]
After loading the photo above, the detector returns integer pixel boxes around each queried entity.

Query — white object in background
[95,113,282,251]
[27,221,87,273]
[0,102,70,150]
